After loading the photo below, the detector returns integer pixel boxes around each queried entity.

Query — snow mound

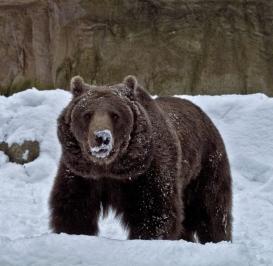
[0,89,273,266]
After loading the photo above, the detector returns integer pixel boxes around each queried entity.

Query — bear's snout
[90,130,113,159]
[94,130,111,147]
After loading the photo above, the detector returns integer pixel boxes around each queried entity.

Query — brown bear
[49,75,232,243]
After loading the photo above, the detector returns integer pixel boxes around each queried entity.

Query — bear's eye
[112,113,119,121]
[83,112,92,120]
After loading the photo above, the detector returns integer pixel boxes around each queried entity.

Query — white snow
[0,89,273,266]
[90,129,113,158]
[22,150,29,161]
[0,151,8,166]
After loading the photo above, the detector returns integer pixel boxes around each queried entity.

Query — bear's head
[58,75,154,180]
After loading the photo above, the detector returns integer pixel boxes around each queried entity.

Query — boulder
[0,140,40,164]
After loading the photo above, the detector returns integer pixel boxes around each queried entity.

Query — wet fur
[49,78,232,242]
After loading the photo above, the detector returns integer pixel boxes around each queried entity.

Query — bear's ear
[123,75,138,96]
[70,76,86,97]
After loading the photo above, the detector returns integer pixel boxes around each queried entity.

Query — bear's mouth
[90,145,112,158]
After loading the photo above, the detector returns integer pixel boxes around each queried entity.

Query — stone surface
[0,0,273,96]
[0,142,8,155]
[0,141,40,164]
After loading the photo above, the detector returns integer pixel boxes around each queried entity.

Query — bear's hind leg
[49,161,101,235]
[195,153,232,243]
[181,181,200,242]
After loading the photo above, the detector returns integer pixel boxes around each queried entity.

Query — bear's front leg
[49,161,100,235]
[128,213,180,240]
[123,175,182,240]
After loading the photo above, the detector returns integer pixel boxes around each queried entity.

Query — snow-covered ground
[0,89,272,266]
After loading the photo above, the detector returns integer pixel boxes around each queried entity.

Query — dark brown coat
[49,76,232,243]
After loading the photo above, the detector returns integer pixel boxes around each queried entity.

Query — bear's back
[155,97,226,179]
[155,96,217,140]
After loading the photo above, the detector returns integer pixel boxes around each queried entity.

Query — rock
[0,141,40,164]
[0,142,8,155]
[0,0,273,96]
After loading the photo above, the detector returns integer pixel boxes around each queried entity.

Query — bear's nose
[94,130,112,147]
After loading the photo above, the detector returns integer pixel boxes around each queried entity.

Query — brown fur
[49,76,232,243]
